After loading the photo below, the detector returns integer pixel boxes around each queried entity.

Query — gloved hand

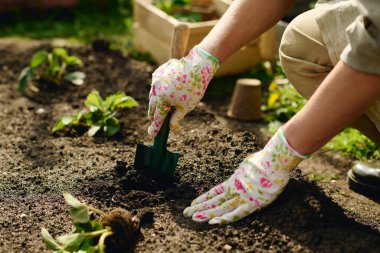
[148,46,220,136]
[183,128,308,224]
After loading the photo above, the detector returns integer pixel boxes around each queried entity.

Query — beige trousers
[279,9,380,145]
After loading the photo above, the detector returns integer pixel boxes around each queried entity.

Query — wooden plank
[217,46,262,76]
[214,0,232,16]
[134,23,262,76]
[134,0,177,43]
[133,23,171,64]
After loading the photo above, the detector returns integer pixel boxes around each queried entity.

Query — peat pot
[227,78,262,121]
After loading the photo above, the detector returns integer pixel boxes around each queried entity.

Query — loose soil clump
[0,40,379,253]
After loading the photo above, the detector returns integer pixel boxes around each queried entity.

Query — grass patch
[324,128,380,160]
[308,174,324,182]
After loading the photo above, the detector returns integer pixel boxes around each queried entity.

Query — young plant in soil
[52,90,138,137]
[154,0,215,22]
[18,47,85,93]
[41,193,139,253]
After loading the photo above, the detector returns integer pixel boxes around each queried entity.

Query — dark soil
[0,39,379,253]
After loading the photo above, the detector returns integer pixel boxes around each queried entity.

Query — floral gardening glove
[148,46,220,136]
[183,128,309,224]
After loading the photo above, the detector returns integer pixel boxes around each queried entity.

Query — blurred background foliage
[0,0,134,50]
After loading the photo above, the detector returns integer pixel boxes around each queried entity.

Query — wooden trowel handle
[170,23,190,59]
[152,23,190,151]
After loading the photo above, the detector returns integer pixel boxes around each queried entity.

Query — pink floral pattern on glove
[234,179,246,193]
[147,46,220,136]
[260,178,272,188]
[183,128,308,224]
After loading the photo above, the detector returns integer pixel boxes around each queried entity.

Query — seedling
[154,0,190,13]
[41,193,139,253]
[154,0,202,22]
[18,47,85,93]
[52,90,138,137]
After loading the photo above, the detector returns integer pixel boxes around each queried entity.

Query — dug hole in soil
[0,39,379,253]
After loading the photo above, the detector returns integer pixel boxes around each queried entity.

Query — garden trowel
[134,23,190,177]
[134,110,180,177]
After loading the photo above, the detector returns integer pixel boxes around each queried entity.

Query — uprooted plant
[41,193,140,253]
[52,90,138,137]
[18,47,85,93]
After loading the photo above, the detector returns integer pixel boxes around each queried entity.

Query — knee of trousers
[279,10,332,99]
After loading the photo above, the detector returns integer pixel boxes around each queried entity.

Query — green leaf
[74,221,94,233]
[30,51,48,68]
[90,220,104,231]
[63,192,85,208]
[41,228,62,250]
[83,111,96,126]
[85,91,105,112]
[64,71,86,86]
[79,243,98,253]
[57,233,86,251]
[18,67,33,93]
[78,239,97,252]
[104,92,123,110]
[52,116,74,132]
[51,66,62,79]
[77,238,92,250]
[65,56,83,66]
[70,207,90,223]
[53,48,68,58]
[104,91,138,109]
[73,110,87,124]
[114,96,138,109]
[104,117,120,136]
[88,125,101,137]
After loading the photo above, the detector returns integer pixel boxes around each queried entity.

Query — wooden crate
[133,0,263,76]
[213,0,231,16]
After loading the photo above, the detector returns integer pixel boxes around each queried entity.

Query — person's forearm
[283,61,380,154]
[199,0,294,62]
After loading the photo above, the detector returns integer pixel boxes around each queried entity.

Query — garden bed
[0,39,379,253]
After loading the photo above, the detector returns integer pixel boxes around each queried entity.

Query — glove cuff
[259,128,309,172]
[277,128,310,159]
[194,45,221,66]
[185,46,220,76]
